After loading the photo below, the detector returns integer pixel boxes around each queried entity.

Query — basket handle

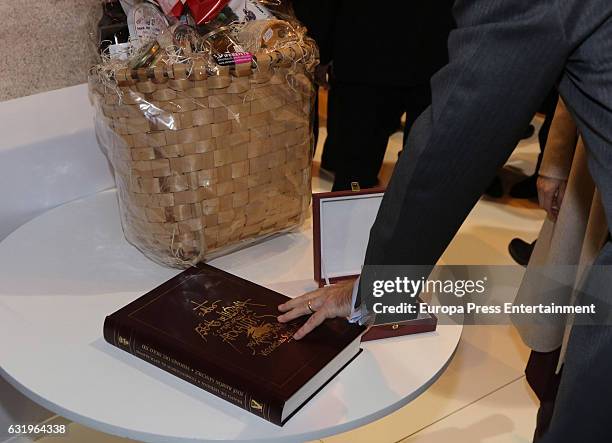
[112,42,312,83]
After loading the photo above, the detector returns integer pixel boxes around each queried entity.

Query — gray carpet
[0,0,101,101]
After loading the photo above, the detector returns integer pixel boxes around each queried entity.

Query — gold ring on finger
[307,300,315,314]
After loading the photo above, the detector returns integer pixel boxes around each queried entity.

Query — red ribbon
[186,0,230,24]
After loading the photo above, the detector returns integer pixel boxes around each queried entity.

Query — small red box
[312,188,437,341]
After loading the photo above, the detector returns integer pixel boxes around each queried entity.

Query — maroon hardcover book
[103,264,365,426]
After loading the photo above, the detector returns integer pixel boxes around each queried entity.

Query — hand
[537,176,567,221]
[277,279,355,340]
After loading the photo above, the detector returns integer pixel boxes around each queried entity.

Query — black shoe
[510,175,538,199]
[484,176,504,198]
[508,239,536,267]
[521,124,535,140]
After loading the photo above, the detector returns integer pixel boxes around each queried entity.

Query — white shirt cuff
[349,277,364,324]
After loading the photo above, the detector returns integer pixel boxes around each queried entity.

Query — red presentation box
[312,188,437,341]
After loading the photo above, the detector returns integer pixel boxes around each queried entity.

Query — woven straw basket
[90,43,315,268]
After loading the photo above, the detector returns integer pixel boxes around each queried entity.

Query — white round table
[0,190,461,443]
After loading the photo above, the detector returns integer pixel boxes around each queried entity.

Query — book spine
[103,315,283,425]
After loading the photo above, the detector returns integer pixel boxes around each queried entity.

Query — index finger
[541,189,554,216]
[278,288,324,312]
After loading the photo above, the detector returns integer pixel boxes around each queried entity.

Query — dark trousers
[525,349,563,441]
[534,89,560,174]
[323,81,432,191]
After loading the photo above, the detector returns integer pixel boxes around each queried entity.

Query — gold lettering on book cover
[190,298,300,356]
[250,399,264,411]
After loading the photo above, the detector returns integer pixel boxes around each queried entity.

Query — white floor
[29,118,546,443]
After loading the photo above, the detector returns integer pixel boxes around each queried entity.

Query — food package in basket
[89,19,318,268]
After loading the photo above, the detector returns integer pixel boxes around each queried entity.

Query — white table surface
[0,190,462,443]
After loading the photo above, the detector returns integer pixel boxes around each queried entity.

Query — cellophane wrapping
[89,19,318,268]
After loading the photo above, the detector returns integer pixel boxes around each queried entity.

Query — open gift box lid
[312,188,437,341]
